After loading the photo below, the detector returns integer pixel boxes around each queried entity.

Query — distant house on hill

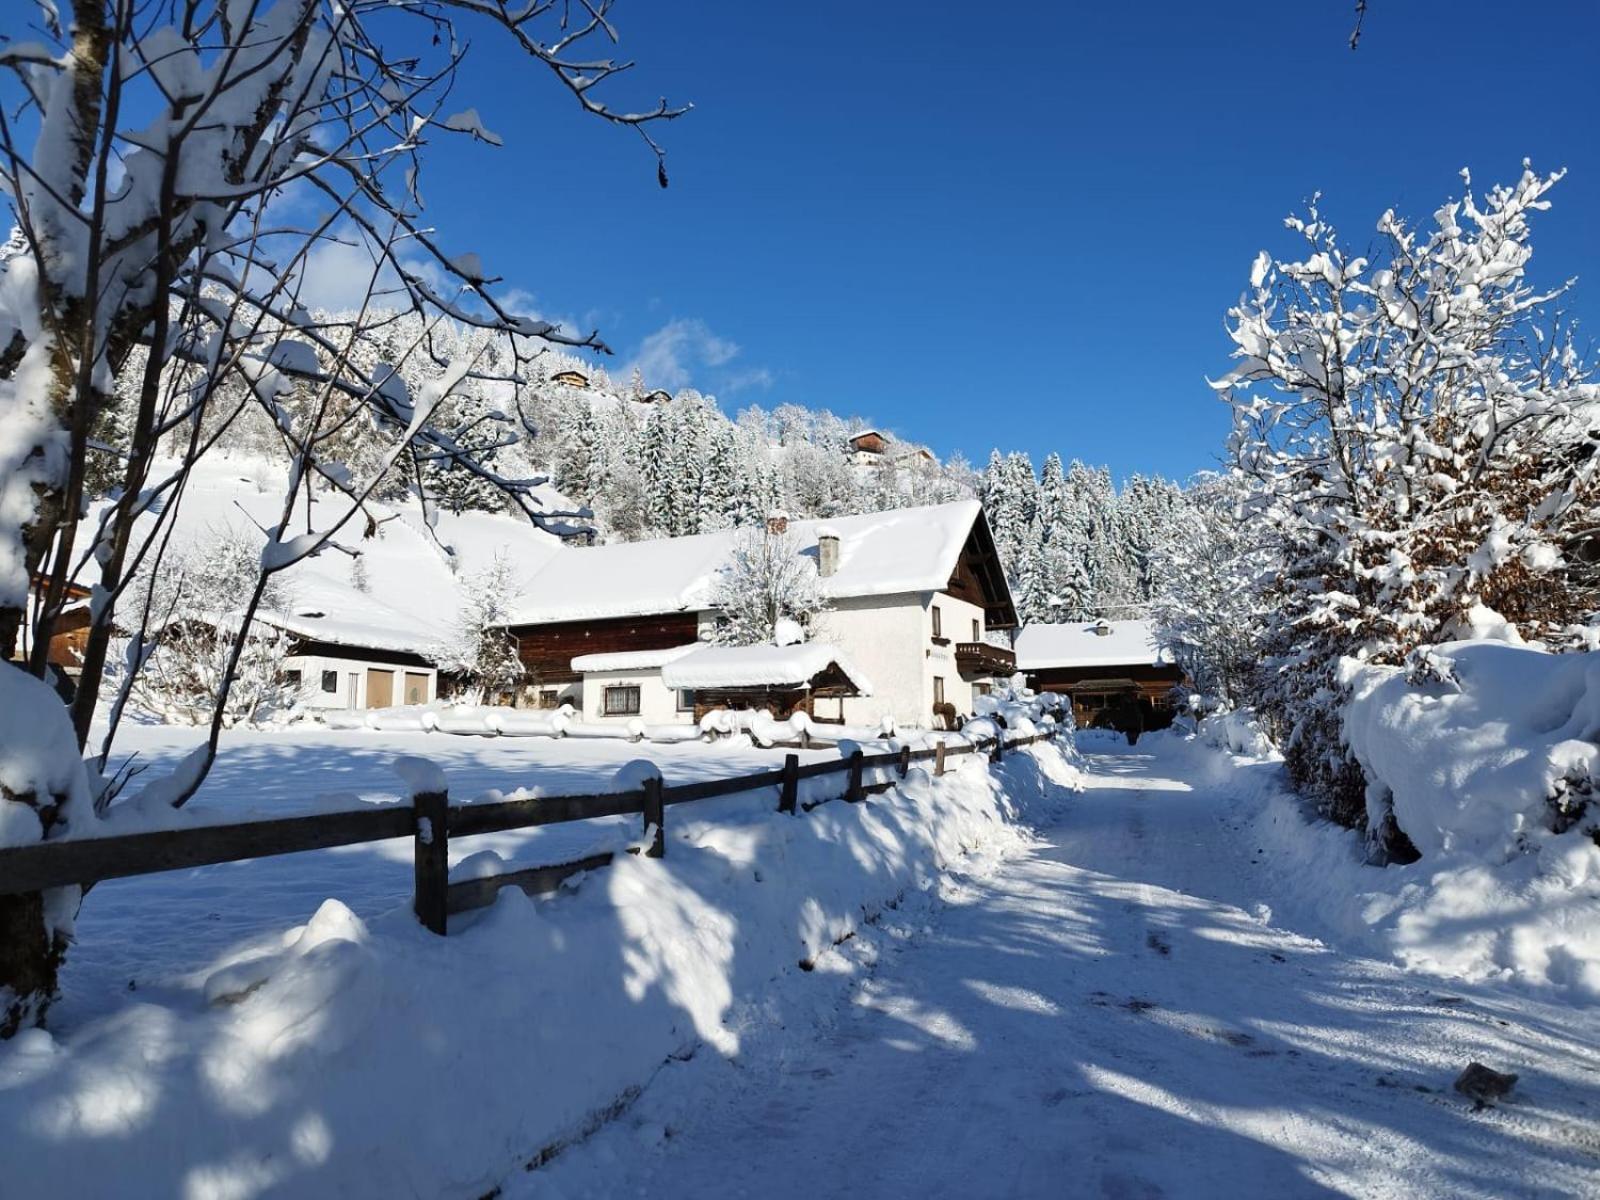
[501,501,1018,728]
[1015,619,1185,733]
[550,369,590,389]
[640,388,673,405]
[847,429,890,465]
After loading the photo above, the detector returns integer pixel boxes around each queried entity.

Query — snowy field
[512,732,1600,1200]
[54,723,844,1029]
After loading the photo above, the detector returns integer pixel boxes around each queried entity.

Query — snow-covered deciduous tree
[112,529,295,727]
[436,554,524,705]
[1216,164,1600,832]
[0,0,680,1035]
[708,525,829,646]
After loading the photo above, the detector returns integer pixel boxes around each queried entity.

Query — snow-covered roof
[1014,620,1173,671]
[507,500,994,626]
[70,456,567,658]
[570,644,699,673]
[661,642,873,695]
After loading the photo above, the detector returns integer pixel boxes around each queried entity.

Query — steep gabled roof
[506,500,1015,627]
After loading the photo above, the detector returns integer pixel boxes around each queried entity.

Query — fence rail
[0,726,1062,936]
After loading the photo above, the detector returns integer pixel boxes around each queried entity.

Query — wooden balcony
[955,641,1015,679]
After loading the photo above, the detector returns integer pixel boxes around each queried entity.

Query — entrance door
[404,671,429,705]
[366,668,394,708]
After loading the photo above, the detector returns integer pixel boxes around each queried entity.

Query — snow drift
[1193,647,1600,1001]
[1335,643,1600,997]
[0,739,1082,1199]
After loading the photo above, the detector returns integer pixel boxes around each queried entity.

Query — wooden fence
[0,727,1061,936]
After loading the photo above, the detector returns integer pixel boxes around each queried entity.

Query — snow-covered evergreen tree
[1148,473,1273,707]
[436,554,525,704]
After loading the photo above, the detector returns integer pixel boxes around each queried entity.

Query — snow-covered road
[509,741,1600,1199]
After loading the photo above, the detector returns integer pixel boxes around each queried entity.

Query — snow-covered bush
[1214,164,1600,829]
[1341,641,1600,863]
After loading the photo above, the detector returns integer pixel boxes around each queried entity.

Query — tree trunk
[0,892,69,1039]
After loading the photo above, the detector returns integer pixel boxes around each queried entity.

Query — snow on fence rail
[0,729,1062,937]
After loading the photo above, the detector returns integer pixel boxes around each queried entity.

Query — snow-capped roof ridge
[660,641,873,695]
[1014,619,1171,670]
[505,499,984,627]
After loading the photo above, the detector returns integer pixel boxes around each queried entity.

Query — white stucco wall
[568,589,1002,730]
[580,668,690,724]
[284,654,437,710]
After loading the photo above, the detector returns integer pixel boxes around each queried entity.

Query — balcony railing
[955,641,1015,678]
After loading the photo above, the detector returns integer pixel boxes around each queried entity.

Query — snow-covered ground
[507,732,1600,1200]
[49,723,846,1029]
[1,724,1080,1199]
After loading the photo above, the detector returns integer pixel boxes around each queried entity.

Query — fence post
[845,749,865,802]
[934,741,946,777]
[990,734,1004,764]
[643,776,666,858]
[898,745,912,777]
[413,789,449,936]
[779,753,799,815]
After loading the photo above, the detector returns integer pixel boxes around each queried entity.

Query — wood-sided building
[502,501,1018,729]
[1015,619,1186,732]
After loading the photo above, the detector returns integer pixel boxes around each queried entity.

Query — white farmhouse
[503,501,1018,729]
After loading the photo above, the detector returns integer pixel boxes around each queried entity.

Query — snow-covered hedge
[1331,642,1600,996]
[1192,647,1600,1000]
[1340,642,1600,860]
[0,739,1082,1198]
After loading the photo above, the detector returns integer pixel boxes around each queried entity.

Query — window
[933,676,945,705]
[320,670,338,693]
[603,685,641,716]
[676,688,696,713]
[538,689,560,710]
[284,669,303,689]
[931,605,942,638]
[972,618,981,641]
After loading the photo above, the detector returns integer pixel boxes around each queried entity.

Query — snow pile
[1189,659,1600,1000]
[1339,643,1600,860]
[1195,708,1275,758]
[1332,643,1600,996]
[0,662,92,846]
[0,739,1081,1198]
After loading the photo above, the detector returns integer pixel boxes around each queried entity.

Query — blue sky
[403,0,1599,483]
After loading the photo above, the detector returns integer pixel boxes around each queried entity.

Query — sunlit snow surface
[508,732,1600,1200]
